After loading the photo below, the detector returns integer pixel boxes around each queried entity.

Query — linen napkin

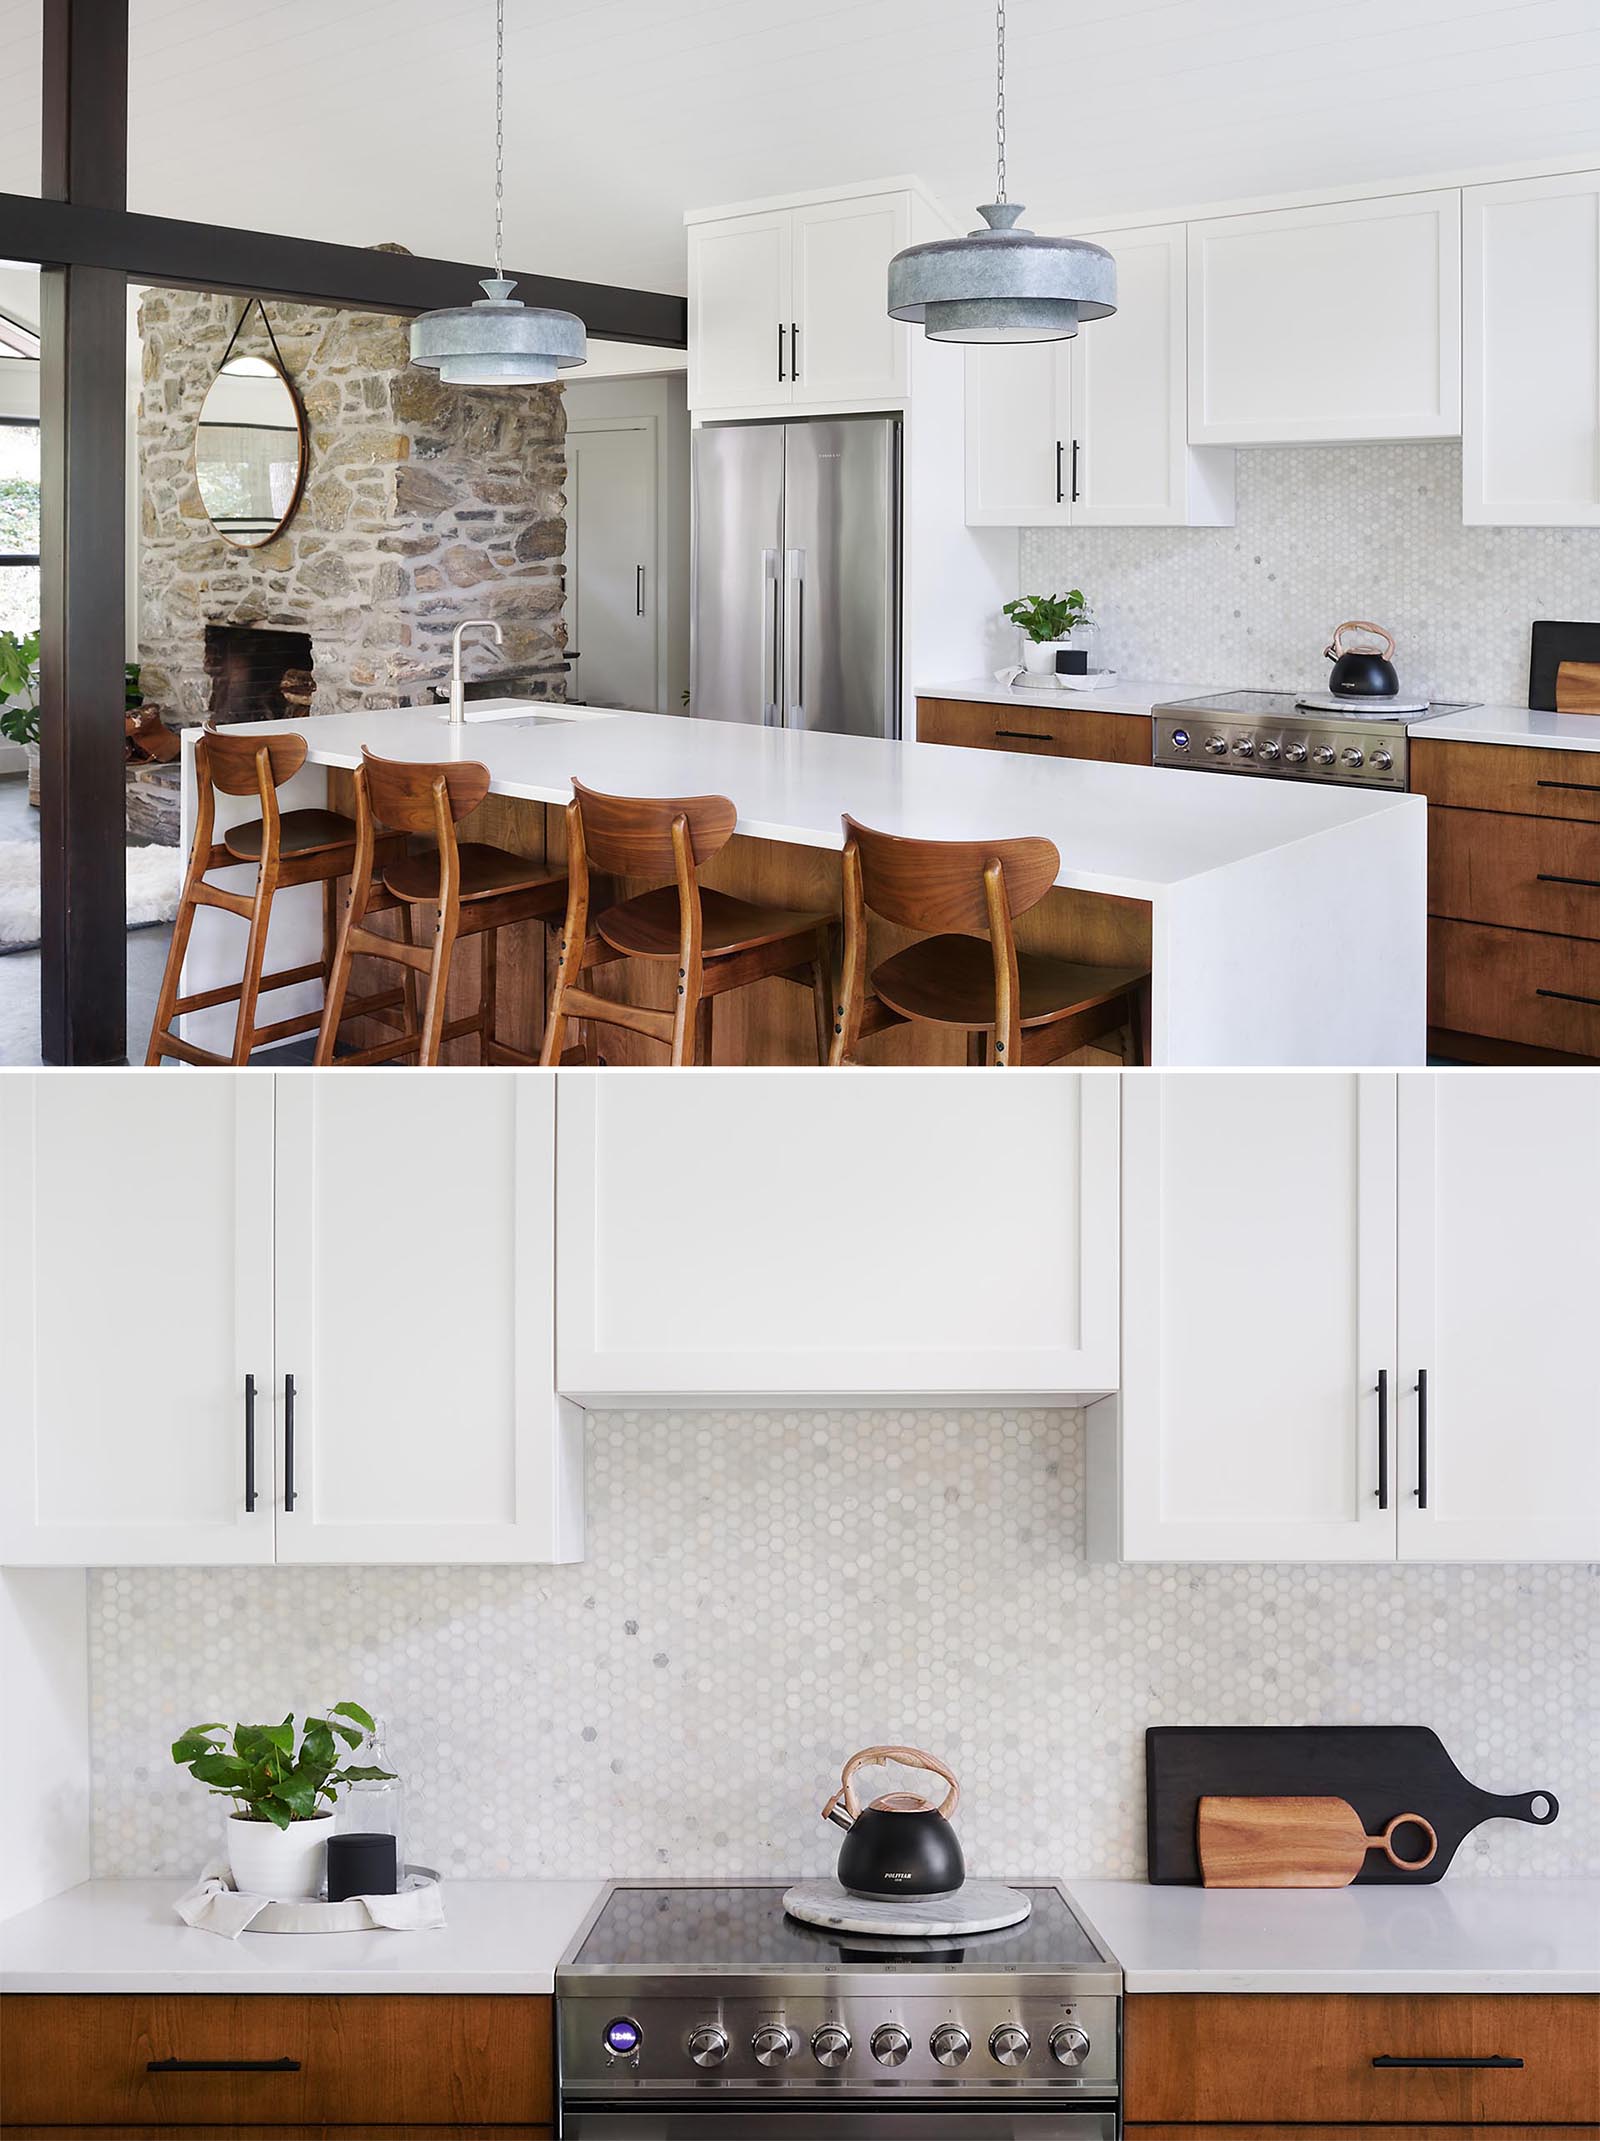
[176,1859,445,1939]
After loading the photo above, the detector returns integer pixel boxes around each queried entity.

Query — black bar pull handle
[1055,440,1064,504]
[777,322,785,383]
[147,2057,301,2074]
[1536,871,1600,890]
[1372,2055,1523,2071]
[283,1372,297,1513]
[1413,1367,1428,1509]
[1374,1367,1389,1511]
[243,1373,257,1514]
[791,320,799,379]
[1537,986,1600,1009]
[995,729,1055,743]
[1070,437,1081,502]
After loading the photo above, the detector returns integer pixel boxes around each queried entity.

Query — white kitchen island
[178,701,1427,1066]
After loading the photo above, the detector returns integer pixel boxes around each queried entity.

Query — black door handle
[1413,1367,1428,1509]
[777,322,786,383]
[1536,872,1600,889]
[1374,1368,1389,1511]
[1055,440,1064,504]
[1372,2055,1523,2070]
[147,2058,301,2073]
[1070,438,1081,502]
[283,1372,297,1513]
[995,729,1055,743]
[791,320,799,380]
[1537,986,1600,1008]
[243,1373,257,1514]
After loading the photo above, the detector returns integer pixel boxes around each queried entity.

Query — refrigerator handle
[785,547,805,727]
[761,548,781,725]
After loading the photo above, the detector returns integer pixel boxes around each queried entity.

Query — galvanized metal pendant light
[410,0,586,385]
[887,0,1115,343]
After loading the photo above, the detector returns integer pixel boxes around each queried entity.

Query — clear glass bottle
[342,1718,407,1884]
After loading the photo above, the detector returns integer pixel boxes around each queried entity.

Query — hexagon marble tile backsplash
[90,1409,1596,1883]
[1019,442,1600,707]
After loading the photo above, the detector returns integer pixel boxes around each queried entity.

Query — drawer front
[1124,1993,1599,2124]
[916,696,1153,764]
[1128,2128,1593,2140]
[1429,917,1600,1057]
[0,1995,553,2125]
[1429,806,1600,939]
[1411,739,1600,822]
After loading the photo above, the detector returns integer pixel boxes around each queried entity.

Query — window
[0,416,41,636]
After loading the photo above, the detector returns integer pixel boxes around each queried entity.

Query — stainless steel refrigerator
[690,416,901,738]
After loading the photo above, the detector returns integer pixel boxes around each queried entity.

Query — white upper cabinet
[0,1076,277,1567]
[966,224,1233,527]
[1463,171,1600,526]
[272,1076,581,1566]
[1094,1073,1398,1563]
[1396,1076,1600,1561]
[687,185,916,416]
[557,1072,1120,1399]
[1187,191,1462,444]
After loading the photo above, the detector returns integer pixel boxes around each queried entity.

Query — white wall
[0,1569,91,1918]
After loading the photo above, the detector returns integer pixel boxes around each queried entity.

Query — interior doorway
[565,417,659,712]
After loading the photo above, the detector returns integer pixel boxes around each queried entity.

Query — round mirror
[194,340,307,549]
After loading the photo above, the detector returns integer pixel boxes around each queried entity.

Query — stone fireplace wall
[136,280,567,719]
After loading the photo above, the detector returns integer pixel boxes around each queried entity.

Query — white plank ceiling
[0,0,1597,298]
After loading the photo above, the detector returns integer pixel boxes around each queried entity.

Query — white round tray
[783,1877,1031,1939]
[245,1865,441,1934]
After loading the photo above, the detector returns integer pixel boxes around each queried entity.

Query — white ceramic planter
[1019,638,1073,675]
[226,1812,336,1900]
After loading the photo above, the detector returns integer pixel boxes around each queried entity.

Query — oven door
[562,2110,1118,2141]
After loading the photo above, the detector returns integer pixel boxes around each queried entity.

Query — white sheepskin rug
[0,839,183,953]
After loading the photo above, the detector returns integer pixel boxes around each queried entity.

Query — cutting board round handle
[1479,1786,1560,1826]
[1367,1812,1438,1870]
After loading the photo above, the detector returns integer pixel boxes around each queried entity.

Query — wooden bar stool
[146,725,407,1067]
[830,814,1151,1068]
[316,745,566,1066]
[540,777,834,1067]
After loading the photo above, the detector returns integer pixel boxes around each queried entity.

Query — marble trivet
[783,1878,1031,1938]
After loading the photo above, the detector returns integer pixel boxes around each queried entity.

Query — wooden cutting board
[1197,1795,1437,1888]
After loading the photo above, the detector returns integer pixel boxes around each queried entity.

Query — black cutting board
[1147,1727,1559,1885]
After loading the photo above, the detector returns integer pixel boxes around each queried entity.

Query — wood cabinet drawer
[1429,805,1600,940]
[915,695,1153,765]
[1429,917,1600,1058]
[1411,739,1600,821]
[1130,2128,1594,2140]
[0,1995,553,2125]
[1125,1994,1600,2125]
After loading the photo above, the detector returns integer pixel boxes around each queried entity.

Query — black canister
[326,1831,398,1901]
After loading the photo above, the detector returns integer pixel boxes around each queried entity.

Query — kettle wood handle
[1366,1811,1438,1870]
[832,1744,960,1821]
[1325,619,1396,661]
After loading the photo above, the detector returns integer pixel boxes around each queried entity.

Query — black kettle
[822,1745,965,1897]
[1324,619,1400,698]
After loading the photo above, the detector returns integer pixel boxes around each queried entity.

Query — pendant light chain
[994,0,1007,205]
[493,0,506,280]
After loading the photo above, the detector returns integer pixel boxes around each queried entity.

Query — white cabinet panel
[1107,1073,1397,1561]
[791,193,910,405]
[1397,1075,1600,1561]
[557,1072,1119,1398]
[0,1076,276,1566]
[688,212,792,412]
[273,1075,580,1564]
[1188,192,1461,443]
[1463,171,1600,526]
[965,341,1071,526]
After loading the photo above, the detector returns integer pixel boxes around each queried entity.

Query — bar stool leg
[418,906,457,1066]
[145,874,204,1064]
[694,995,713,1066]
[809,923,832,1066]
[479,923,498,1065]
[231,867,277,1065]
[396,904,421,1037]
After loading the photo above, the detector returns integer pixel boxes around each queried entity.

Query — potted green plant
[0,638,144,806]
[171,1704,394,1901]
[1002,591,1090,675]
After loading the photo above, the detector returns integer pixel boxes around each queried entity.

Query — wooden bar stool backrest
[841,815,1059,932]
[197,724,309,796]
[361,746,492,836]
[570,777,737,878]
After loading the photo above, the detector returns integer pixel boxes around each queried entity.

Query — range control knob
[1257,738,1282,762]
[811,2025,852,2068]
[1049,2025,1092,2067]
[1284,740,1309,765]
[1341,745,1365,767]
[1370,747,1394,772]
[931,2025,972,2067]
[1205,735,1229,756]
[1233,736,1256,757]
[1313,744,1337,767]
[752,2026,794,2067]
[989,2024,1031,2067]
[871,2025,912,2068]
[687,2026,729,2068]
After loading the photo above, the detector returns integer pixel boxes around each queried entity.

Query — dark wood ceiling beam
[0,194,687,347]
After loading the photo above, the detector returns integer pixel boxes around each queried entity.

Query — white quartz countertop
[214,702,1420,907]
[1409,702,1600,753]
[1066,1879,1600,1993]
[0,1879,602,1994]
[915,676,1200,717]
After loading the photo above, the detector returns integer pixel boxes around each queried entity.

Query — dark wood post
[38,0,131,1064]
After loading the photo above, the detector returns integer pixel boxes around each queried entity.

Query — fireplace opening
[204,624,315,724]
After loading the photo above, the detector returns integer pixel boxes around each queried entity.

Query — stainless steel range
[556,1881,1122,2141]
[1154,688,1479,790]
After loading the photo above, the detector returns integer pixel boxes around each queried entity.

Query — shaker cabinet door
[271,1074,581,1564]
[0,1074,276,1565]
[688,212,793,412]
[790,192,910,405]
[556,1071,1119,1398]
[965,341,1072,526]
[1397,1074,1600,1561]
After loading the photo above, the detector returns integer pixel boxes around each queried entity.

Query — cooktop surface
[567,1882,1111,1973]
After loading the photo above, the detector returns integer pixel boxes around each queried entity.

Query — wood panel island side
[176,703,1427,1067]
